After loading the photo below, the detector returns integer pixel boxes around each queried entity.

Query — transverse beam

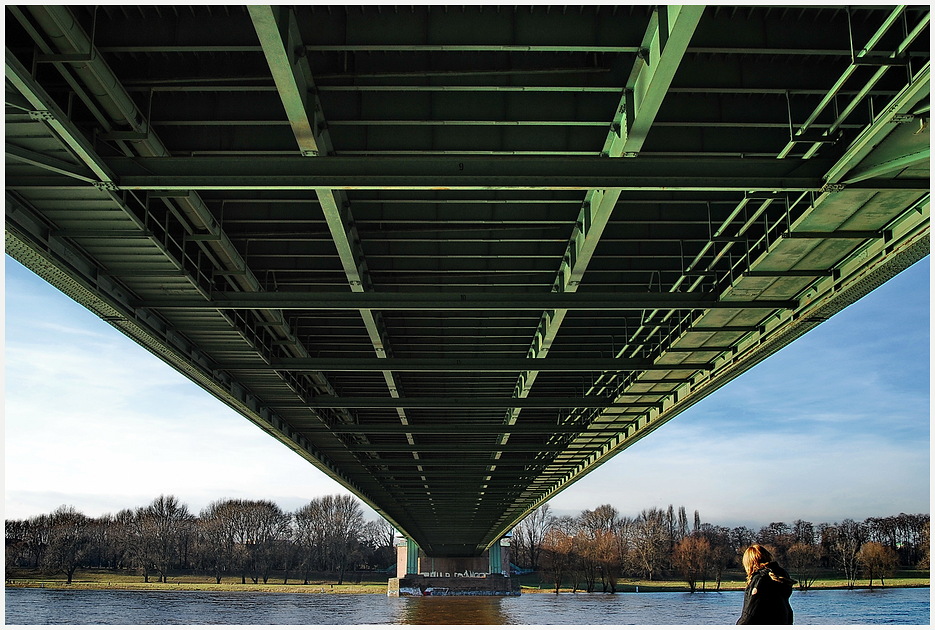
[136,291,795,310]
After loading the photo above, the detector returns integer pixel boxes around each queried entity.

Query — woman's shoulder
[753,565,772,578]
[765,562,797,585]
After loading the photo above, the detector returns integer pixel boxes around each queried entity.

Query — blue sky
[4,255,930,529]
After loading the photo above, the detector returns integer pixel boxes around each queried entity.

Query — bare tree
[511,503,553,570]
[890,513,930,567]
[786,542,822,590]
[137,495,194,583]
[540,515,579,594]
[360,518,396,570]
[698,524,733,590]
[18,514,51,568]
[293,501,325,582]
[41,506,90,584]
[293,495,364,584]
[757,522,795,563]
[858,541,899,589]
[196,500,243,584]
[730,526,756,557]
[84,514,115,569]
[824,519,865,589]
[677,506,689,541]
[327,495,365,584]
[917,519,930,570]
[672,535,711,593]
[578,505,622,592]
[631,508,670,581]
[246,501,291,584]
[792,520,816,546]
[5,519,28,568]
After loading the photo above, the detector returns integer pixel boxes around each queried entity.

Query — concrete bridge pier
[387,538,521,596]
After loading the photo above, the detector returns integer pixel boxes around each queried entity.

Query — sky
[3,254,931,530]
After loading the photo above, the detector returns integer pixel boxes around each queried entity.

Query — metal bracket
[820,182,846,194]
[301,149,320,157]
[28,110,54,122]
[792,130,842,144]
[891,113,915,124]
[93,181,119,192]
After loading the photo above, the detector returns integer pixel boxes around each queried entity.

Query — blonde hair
[742,544,773,582]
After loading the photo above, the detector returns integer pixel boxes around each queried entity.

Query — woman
[736,544,796,625]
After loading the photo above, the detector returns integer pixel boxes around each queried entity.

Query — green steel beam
[782,231,888,240]
[301,424,638,435]
[391,486,529,493]
[20,171,924,193]
[741,271,833,278]
[63,155,838,191]
[346,444,595,453]
[137,291,795,310]
[323,120,608,127]
[304,45,644,53]
[248,6,320,155]
[371,464,540,470]
[611,5,706,157]
[262,357,712,372]
[5,144,97,183]
[843,146,930,184]
[376,474,544,481]
[316,85,622,93]
[287,396,622,408]
[97,44,644,53]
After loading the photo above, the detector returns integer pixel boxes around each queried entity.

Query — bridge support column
[488,540,502,574]
[406,538,420,575]
[388,537,520,597]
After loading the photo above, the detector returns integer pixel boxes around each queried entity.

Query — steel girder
[10,154,849,191]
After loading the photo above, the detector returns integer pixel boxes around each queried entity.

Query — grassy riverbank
[5,568,388,594]
[520,568,931,593]
[6,568,929,594]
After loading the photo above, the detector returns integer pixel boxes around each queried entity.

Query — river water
[4,587,930,625]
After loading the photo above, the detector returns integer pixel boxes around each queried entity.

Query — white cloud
[4,360,354,520]
[3,267,355,520]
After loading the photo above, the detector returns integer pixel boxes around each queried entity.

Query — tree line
[5,494,395,585]
[510,504,929,593]
[7,495,928,592]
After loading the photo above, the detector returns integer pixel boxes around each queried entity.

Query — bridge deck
[5,5,929,556]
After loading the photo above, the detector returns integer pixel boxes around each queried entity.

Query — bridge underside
[5,5,929,556]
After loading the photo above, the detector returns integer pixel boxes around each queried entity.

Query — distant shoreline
[6,578,929,595]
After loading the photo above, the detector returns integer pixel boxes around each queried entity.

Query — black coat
[736,562,795,625]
